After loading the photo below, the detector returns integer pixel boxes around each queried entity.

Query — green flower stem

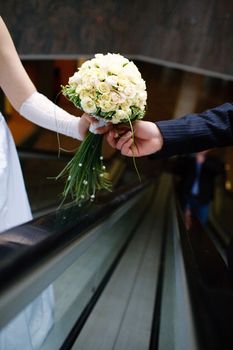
[127,116,141,183]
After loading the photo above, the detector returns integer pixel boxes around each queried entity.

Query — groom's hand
[105,120,164,157]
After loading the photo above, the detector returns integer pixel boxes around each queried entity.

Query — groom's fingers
[115,131,132,150]
[121,138,134,156]
[106,129,133,151]
[105,130,118,148]
[116,124,131,131]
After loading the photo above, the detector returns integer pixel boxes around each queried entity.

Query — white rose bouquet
[57,53,147,204]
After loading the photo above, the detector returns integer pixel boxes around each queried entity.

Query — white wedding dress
[0,113,54,349]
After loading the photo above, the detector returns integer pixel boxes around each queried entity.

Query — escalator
[1,152,233,350]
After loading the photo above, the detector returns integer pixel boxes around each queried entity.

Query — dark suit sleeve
[153,103,233,158]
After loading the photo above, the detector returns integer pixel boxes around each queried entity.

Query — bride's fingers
[83,114,98,124]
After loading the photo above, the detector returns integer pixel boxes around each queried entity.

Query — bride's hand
[78,113,112,139]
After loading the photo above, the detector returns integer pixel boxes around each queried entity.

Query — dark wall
[1,0,233,76]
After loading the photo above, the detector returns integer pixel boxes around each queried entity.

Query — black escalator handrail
[175,200,233,350]
[17,146,122,162]
[0,179,151,295]
[17,147,73,160]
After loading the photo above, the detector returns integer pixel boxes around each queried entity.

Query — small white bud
[100,156,103,160]
[79,163,82,167]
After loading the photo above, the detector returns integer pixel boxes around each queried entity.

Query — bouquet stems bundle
[56,132,110,203]
[57,53,147,204]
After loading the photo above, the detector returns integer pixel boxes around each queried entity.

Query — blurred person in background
[174,150,225,229]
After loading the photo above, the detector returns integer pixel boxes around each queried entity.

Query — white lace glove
[19,91,83,140]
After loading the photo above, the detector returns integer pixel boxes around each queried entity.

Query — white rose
[124,86,136,98]
[97,93,111,103]
[120,104,132,116]
[80,89,96,100]
[75,85,83,94]
[114,109,129,121]
[109,53,129,66]
[110,91,126,104]
[80,97,97,114]
[111,116,121,124]
[105,75,119,87]
[108,63,122,75]
[94,55,110,72]
[95,53,104,60]
[96,70,107,81]
[81,78,94,90]
[80,60,91,69]
[139,79,146,91]
[134,97,146,110]
[123,62,141,83]
[98,98,116,112]
[69,72,81,85]
[86,76,98,87]
[137,90,147,102]
[117,76,130,91]
[97,82,111,94]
